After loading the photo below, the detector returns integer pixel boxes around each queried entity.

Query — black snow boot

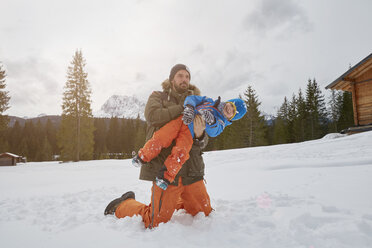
[104,191,135,215]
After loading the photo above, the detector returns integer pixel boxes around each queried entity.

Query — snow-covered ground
[1,131,372,248]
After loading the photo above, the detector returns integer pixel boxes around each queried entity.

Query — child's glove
[155,177,169,190]
[199,109,215,125]
[182,105,195,125]
[132,154,144,168]
[156,166,170,190]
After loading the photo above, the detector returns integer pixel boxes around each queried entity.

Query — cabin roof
[0,152,22,158]
[326,53,372,90]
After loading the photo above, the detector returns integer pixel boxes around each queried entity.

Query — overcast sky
[1,0,371,118]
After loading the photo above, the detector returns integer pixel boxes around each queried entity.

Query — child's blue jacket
[184,95,232,138]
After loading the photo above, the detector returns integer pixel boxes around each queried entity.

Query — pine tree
[106,117,121,155]
[19,138,28,160]
[93,118,107,159]
[337,91,354,131]
[265,114,276,145]
[122,118,136,156]
[36,136,53,161]
[9,120,22,154]
[120,119,130,156]
[0,64,10,152]
[58,50,95,161]
[328,90,343,132]
[305,79,327,140]
[294,88,306,142]
[23,121,37,161]
[34,120,45,161]
[121,118,136,158]
[287,94,297,143]
[273,97,290,144]
[241,86,267,147]
[46,119,58,156]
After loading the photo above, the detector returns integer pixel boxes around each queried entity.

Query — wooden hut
[326,53,372,132]
[0,152,23,166]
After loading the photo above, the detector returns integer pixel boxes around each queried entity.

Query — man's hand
[193,114,206,138]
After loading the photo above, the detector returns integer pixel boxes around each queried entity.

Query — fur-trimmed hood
[161,79,201,96]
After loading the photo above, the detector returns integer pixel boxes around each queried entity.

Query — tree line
[0,63,11,152]
[0,51,354,162]
[206,79,354,151]
[1,117,146,162]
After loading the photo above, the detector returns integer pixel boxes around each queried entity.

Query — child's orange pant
[115,177,212,228]
[138,116,193,183]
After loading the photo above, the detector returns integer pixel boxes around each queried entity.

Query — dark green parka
[139,79,208,185]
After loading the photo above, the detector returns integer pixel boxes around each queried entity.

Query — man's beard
[173,82,188,94]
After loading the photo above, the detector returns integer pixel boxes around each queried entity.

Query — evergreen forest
[0,80,354,162]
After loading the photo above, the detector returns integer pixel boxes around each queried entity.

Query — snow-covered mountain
[94,95,145,120]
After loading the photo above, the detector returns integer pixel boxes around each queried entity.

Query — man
[104,64,212,228]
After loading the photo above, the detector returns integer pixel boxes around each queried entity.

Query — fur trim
[161,79,201,96]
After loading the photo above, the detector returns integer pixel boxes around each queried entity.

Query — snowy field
[1,131,372,248]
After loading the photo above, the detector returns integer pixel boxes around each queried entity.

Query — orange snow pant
[138,115,193,183]
[115,177,212,228]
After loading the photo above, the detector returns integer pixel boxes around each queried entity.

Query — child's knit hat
[227,98,247,121]
[217,98,247,121]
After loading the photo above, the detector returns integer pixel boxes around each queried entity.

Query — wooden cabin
[0,152,23,166]
[326,53,372,131]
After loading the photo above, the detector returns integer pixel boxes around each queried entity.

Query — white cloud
[1,0,372,117]
[243,0,313,37]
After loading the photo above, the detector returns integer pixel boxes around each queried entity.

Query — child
[132,95,247,190]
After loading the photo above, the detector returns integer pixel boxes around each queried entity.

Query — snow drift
[1,131,372,248]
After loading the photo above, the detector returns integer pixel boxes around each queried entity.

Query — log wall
[355,68,372,125]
